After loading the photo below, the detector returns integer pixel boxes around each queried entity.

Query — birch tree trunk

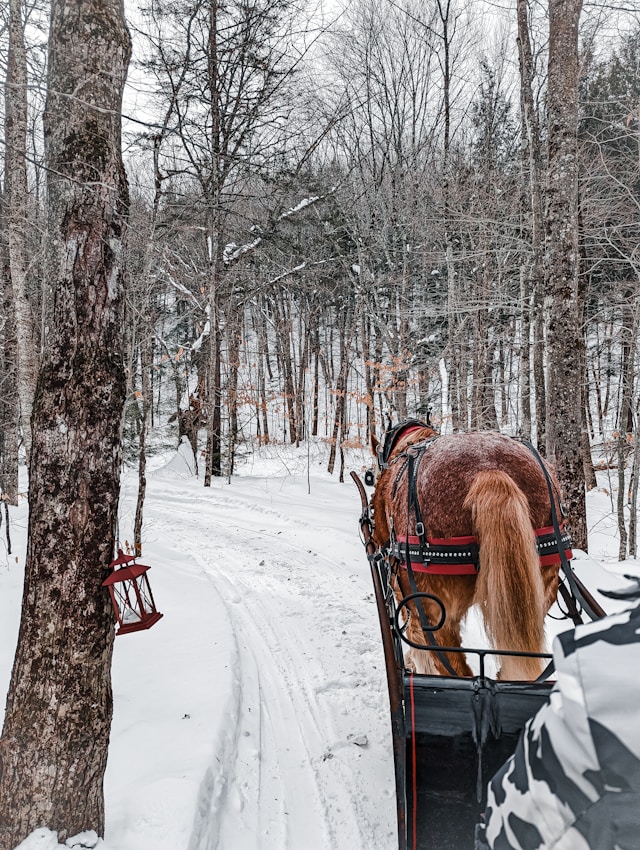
[544,0,587,548]
[5,0,38,463]
[0,0,131,841]
[617,287,635,559]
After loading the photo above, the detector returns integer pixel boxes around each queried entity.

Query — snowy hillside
[1,440,639,850]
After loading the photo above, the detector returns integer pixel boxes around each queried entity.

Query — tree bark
[616,287,635,559]
[327,307,356,475]
[5,0,39,463]
[227,313,242,475]
[0,192,20,505]
[0,0,131,842]
[134,335,153,554]
[204,0,224,485]
[544,0,587,548]
[517,0,546,447]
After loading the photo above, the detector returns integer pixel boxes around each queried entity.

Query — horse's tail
[464,469,546,680]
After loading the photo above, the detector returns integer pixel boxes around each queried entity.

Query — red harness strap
[395,526,573,575]
[536,525,574,566]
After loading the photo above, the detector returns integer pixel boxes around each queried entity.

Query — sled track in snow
[150,479,395,850]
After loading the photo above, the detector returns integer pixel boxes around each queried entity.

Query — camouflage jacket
[478,600,640,850]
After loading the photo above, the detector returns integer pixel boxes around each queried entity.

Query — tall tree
[0,0,131,842]
[139,0,302,483]
[517,0,546,445]
[5,0,38,464]
[0,190,20,505]
[544,0,587,547]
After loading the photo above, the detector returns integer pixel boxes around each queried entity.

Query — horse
[370,421,570,681]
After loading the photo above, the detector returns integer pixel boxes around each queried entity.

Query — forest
[1,0,639,538]
[0,0,639,842]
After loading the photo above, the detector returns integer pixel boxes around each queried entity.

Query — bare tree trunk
[252,302,270,443]
[629,415,640,557]
[471,267,498,431]
[227,313,242,474]
[312,327,320,438]
[294,315,310,446]
[327,346,349,475]
[327,308,356,475]
[0,0,130,841]
[272,295,296,443]
[394,260,411,421]
[5,0,38,462]
[533,290,546,448]
[544,0,587,549]
[0,192,20,504]
[617,287,635,559]
[583,385,597,491]
[361,313,376,441]
[205,301,223,481]
[204,0,223,485]
[517,0,546,448]
[519,265,532,438]
[134,335,153,553]
[437,0,463,434]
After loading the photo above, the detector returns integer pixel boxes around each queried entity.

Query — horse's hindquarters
[394,573,476,677]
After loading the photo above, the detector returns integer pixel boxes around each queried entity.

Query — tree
[517,0,546,445]
[138,0,305,482]
[0,189,20,506]
[326,0,448,428]
[544,0,587,548]
[579,25,640,556]
[0,0,131,842]
[4,0,38,468]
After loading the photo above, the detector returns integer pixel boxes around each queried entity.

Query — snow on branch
[223,188,337,267]
[223,237,262,265]
[279,195,320,220]
[191,305,211,352]
[163,271,201,309]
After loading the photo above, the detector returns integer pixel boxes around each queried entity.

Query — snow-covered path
[105,444,397,850]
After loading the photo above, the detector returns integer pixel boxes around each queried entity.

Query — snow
[1,441,639,850]
[280,196,320,219]
[223,238,262,265]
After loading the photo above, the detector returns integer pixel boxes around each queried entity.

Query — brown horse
[370,423,568,680]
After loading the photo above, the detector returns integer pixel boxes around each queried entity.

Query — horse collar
[377,418,435,470]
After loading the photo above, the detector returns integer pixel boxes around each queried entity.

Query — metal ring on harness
[394,592,447,648]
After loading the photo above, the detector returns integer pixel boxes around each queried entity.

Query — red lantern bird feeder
[103,550,164,635]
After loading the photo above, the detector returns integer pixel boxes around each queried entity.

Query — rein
[400,446,460,676]
[520,439,605,623]
[366,421,604,682]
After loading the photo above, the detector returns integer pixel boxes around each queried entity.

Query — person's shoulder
[556,601,640,661]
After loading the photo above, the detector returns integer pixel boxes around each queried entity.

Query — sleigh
[352,468,606,850]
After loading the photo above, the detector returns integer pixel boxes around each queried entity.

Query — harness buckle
[415,522,425,538]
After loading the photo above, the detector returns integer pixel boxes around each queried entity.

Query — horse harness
[367,421,602,679]
[376,417,435,472]
[381,432,574,577]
